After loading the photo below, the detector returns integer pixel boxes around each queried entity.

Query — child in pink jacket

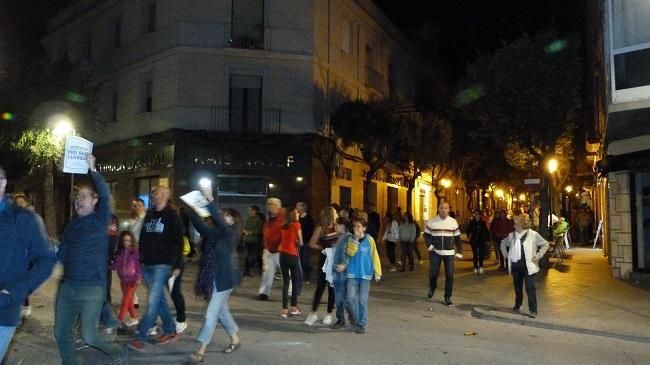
[110,231,141,326]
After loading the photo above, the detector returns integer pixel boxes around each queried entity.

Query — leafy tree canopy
[456,30,582,167]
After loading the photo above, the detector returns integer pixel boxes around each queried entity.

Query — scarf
[508,230,528,263]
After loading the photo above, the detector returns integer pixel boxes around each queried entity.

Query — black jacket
[139,205,184,269]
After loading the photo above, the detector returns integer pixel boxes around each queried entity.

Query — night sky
[374,0,587,76]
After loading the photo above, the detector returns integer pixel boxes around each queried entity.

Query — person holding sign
[53,154,128,365]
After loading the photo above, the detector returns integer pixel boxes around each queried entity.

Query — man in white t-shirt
[423,202,463,306]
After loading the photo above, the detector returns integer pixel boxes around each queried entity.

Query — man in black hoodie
[129,185,184,351]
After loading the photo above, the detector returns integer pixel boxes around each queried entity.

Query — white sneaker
[147,325,160,336]
[175,321,188,333]
[473,268,478,274]
[126,319,139,327]
[479,267,484,275]
[322,314,333,326]
[21,306,32,318]
[304,313,319,326]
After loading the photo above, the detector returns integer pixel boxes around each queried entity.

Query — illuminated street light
[547,158,558,174]
[565,185,573,193]
[495,189,505,199]
[52,115,75,138]
[199,178,212,189]
[440,178,452,188]
[268,183,275,189]
[519,193,527,201]
[296,176,304,182]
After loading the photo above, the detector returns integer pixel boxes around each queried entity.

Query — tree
[391,110,452,213]
[331,100,400,209]
[457,30,582,237]
[4,57,99,236]
[12,129,64,236]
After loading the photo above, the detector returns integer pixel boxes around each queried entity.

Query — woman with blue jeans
[336,217,382,334]
[186,186,242,363]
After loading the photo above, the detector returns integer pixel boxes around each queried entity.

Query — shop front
[95,130,320,220]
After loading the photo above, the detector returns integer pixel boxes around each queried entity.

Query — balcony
[365,66,384,91]
[207,105,281,134]
[230,23,264,50]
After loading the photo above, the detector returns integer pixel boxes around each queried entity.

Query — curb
[471,306,650,344]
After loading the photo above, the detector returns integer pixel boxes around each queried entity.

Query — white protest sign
[63,136,94,174]
[180,190,211,218]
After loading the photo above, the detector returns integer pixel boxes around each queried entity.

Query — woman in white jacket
[382,212,399,272]
[500,213,549,318]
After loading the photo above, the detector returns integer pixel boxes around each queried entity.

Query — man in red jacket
[257,198,285,300]
[490,210,514,270]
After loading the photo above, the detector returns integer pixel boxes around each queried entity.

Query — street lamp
[53,118,76,218]
[546,158,558,237]
[440,178,451,203]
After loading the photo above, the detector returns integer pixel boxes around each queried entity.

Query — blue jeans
[101,301,118,329]
[429,252,455,299]
[333,279,347,322]
[346,278,370,328]
[0,325,17,361]
[197,286,238,346]
[138,264,175,340]
[54,282,123,365]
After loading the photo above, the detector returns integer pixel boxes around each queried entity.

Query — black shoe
[427,289,434,299]
[330,320,345,329]
[257,294,269,301]
[443,298,453,307]
[529,312,537,318]
[354,326,365,334]
[512,306,520,313]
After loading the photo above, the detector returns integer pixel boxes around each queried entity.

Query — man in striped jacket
[423,202,463,306]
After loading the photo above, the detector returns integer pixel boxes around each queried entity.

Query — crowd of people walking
[0,155,596,364]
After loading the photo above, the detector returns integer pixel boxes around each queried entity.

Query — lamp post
[53,117,76,219]
[547,158,558,238]
[440,178,451,204]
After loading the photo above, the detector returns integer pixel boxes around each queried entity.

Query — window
[83,34,92,60]
[341,20,352,53]
[387,186,398,215]
[136,177,159,209]
[111,92,118,122]
[365,44,382,90]
[144,81,153,112]
[339,186,352,211]
[114,19,122,48]
[229,75,262,132]
[231,0,264,49]
[147,3,157,33]
[608,0,650,103]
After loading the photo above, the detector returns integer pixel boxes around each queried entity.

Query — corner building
[43,0,443,220]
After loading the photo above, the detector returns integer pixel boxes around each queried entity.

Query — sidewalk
[5,244,650,364]
[463,246,650,343]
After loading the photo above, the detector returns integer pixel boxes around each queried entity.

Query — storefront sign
[98,145,174,174]
[193,153,296,169]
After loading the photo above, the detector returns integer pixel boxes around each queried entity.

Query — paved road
[5,244,650,365]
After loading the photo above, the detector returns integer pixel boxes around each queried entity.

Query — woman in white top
[382,212,399,272]
[500,213,549,318]
[398,212,417,272]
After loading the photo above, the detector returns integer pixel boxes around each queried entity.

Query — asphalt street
[4,243,650,365]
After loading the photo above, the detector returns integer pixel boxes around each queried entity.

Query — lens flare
[544,39,567,54]
[2,112,15,121]
[456,84,485,106]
